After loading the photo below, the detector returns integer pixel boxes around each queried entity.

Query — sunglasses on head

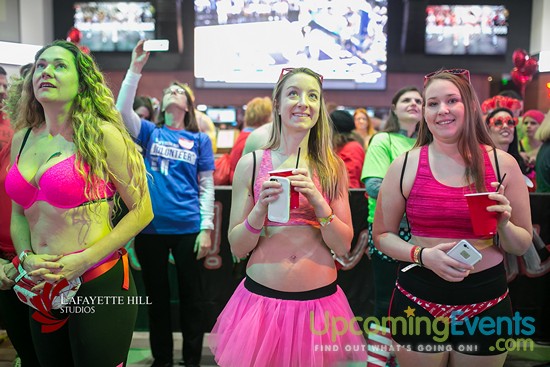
[279,67,324,84]
[424,69,471,86]
[489,116,518,128]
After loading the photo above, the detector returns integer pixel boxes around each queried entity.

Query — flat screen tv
[194,0,388,90]
[206,107,238,125]
[74,2,155,52]
[425,5,508,56]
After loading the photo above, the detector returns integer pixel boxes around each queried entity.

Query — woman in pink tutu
[208,67,367,367]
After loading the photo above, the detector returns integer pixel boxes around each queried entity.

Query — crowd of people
[0,38,548,367]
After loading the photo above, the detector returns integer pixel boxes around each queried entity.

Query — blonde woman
[354,107,375,150]
[209,67,366,366]
[6,40,152,366]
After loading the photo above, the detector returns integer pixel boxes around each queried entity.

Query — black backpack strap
[492,148,502,247]
[493,148,502,182]
[400,151,409,201]
[251,150,257,201]
[400,151,411,230]
[18,128,32,157]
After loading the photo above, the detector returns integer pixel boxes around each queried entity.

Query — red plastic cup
[269,169,299,209]
[464,193,498,237]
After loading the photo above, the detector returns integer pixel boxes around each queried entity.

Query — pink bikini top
[253,150,328,227]
[406,145,497,239]
[5,129,116,209]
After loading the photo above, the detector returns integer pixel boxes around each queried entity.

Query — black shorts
[389,262,519,356]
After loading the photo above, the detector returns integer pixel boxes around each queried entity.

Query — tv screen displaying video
[74,2,155,52]
[425,5,508,55]
[206,107,237,125]
[194,0,388,90]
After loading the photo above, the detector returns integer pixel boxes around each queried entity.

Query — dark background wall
[52,0,536,109]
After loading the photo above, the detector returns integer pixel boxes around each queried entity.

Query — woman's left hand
[288,168,325,207]
[194,229,212,260]
[488,181,512,229]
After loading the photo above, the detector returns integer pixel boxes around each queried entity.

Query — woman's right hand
[255,179,284,212]
[421,242,474,282]
[130,40,150,74]
[23,254,64,282]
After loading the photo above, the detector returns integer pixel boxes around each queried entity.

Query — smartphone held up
[143,39,169,52]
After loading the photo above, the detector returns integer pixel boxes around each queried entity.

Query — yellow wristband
[317,209,335,228]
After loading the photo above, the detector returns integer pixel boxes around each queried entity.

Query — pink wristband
[244,218,262,234]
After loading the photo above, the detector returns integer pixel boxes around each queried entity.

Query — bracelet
[317,208,335,228]
[244,218,262,234]
[410,245,420,262]
[418,247,425,267]
[411,246,422,265]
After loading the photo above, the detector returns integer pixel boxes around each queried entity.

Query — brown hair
[418,71,494,192]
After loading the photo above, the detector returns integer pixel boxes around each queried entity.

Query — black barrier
[128,190,550,341]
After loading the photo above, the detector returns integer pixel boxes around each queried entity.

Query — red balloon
[522,58,538,76]
[512,49,527,68]
[511,67,531,87]
[78,45,90,55]
[66,27,82,44]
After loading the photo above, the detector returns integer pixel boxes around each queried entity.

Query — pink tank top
[253,150,327,227]
[406,145,497,239]
[5,130,115,209]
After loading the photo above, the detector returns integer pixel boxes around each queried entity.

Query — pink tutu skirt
[208,277,367,367]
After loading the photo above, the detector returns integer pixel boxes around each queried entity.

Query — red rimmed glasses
[424,69,471,86]
[278,67,324,84]
[488,116,518,128]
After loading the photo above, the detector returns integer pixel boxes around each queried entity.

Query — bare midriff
[246,225,337,292]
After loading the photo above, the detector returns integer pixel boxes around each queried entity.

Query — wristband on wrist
[244,218,262,234]
[412,246,422,265]
[410,245,420,263]
[418,247,425,267]
[317,208,335,228]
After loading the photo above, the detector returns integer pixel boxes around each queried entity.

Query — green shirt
[536,142,550,193]
[361,132,416,223]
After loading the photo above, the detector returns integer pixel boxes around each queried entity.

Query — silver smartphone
[143,39,169,52]
[447,240,483,266]
[267,177,290,223]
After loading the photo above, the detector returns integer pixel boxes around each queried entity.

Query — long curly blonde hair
[9,40,148,210]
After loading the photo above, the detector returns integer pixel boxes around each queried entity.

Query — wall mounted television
[206,107,238,126]
[73,2,156,52]
[425,5,508,56]
[194,0,388,90]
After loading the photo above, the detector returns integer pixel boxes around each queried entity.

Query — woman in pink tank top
[373,70,532,366]
[5,40,153,366]
[208,67,366,366]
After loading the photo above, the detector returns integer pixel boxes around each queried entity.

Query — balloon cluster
[511,49,538,96]
[66,27,90,55]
